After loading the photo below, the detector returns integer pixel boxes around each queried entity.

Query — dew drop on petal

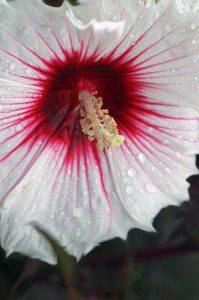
[25,68,32,76]
[163,139,170,144]
[145,1,151,8]
[83,190,89,197]
[122,177,128,183]
[146,183,157,193]
[138,153,146,163]
[73,207,83,219]
[9,62,16,70]
[176,152,181,158]
[191,23,197,30]
[76,230,80,237]
[126,185,134,194]
[127,168,137,178]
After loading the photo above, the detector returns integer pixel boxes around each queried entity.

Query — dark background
[1,1,199,299]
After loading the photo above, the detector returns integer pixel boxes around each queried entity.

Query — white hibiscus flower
[0,0,198,264]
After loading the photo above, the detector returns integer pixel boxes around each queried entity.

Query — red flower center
[35,52,131,145]
[28,46,152,155]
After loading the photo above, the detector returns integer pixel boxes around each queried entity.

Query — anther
[79,91,125,151]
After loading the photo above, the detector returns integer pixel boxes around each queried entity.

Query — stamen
[79,91,125,151]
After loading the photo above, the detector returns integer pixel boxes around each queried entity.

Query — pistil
[79,91,125,151]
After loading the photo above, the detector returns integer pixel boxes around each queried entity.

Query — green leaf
[33,225,81,300]
[67,0,80,6]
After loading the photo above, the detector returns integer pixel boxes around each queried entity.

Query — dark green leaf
[67,0,80,6]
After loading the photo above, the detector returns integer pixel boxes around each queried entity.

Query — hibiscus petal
[102,0,199,229]
[0,0,198,264]
[107,105,198,230]
[0,145,140,263]
[0,3,137,263]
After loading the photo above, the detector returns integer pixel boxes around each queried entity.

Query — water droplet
[138,153,146,163]
[163,139,170,144]
[127,168,137,178]
[146,183,157,193]
[67,169,71,175]
[83,190,89,197]
[126,185,134,194]
[73,207,83,219]
[192,39,197,45]
[177,135,183,139]
[176,152,181,158]
[9,62,16,70]
[155,11,160,18]
[76,231,80,237]
[122,177,128,183]
[191,23,197,31]
[25,68,32,75]
[145,1,151,8]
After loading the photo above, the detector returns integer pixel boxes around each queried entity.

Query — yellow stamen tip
[79,91,124,151]
[111,135,125,147]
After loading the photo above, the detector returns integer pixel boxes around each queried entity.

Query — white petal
[99,0,199,230]
[0,146,137,264]
[106,105,198,230]
[0,0,198,264]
